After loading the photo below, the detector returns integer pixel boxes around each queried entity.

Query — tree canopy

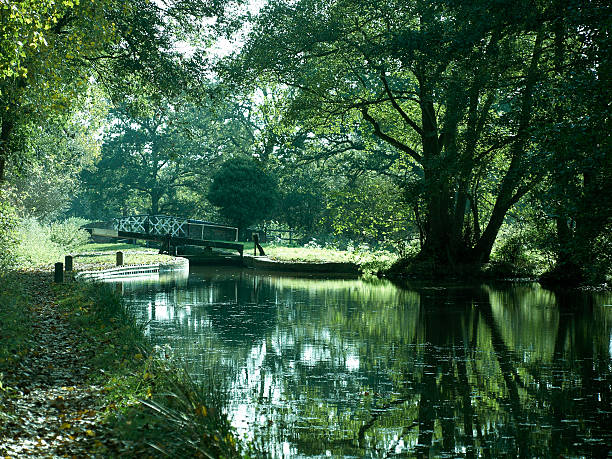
[0,0,239,182]
[1,0,610,281]
[222,0,611,267]
[208,157,279,234]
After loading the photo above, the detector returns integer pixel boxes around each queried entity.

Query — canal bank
[0,260,244,457]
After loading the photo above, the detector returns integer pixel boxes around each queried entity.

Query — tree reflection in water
[118,268,612,458]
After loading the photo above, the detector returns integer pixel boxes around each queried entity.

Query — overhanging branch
[361,108,422,163]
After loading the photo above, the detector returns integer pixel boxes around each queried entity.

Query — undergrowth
[15,218,91,268]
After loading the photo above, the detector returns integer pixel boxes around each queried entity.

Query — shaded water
[116,267,612,458]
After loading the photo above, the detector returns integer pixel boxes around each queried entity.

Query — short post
[54,262,64,283]
[65,255,73,272]
[116,251,124,266]
[253,233,265,256]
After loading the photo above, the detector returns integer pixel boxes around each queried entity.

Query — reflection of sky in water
[118,268,612,458]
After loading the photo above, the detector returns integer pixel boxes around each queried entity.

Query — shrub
[14,217,90,267]
[49,217,90,250]
[15,218,63,266]
[0,193,19,271]
[491,229,550,277]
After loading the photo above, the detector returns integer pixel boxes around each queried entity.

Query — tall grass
[15,217,90,267]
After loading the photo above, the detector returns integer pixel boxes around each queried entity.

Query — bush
[491,230,549,277]
[583,225,612,284]
[15,217,90,267]
[49,217,90,250]
[15,218,62,266]
[0,193,19,272]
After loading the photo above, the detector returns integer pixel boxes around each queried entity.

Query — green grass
[254,245,399,274]
[79,242,146,252]
[72,242,180,272]
[1,268,243,457]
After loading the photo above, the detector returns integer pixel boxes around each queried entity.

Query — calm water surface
[115,267,612,458]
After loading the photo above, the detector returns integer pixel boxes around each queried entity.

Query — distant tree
[208,157,279,236]
[276,167,329,238]
[78,94,263,220]
[80,101,216,218]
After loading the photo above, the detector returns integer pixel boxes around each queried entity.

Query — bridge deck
[117,230,243,255]
[90,228,243,257]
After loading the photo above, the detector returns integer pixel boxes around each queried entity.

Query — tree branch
[361,108,422,163]
[380,72,423,136]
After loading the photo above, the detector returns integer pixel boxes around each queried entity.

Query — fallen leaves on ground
[0,272,119,458]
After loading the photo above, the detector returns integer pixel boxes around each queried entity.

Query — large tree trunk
[472,29,544,263]
[151,191,160,215]
[419,88,454,262]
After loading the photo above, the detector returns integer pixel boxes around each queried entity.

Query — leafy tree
[0,0,240,183]
[0,190,18,271]
[80,101,215,218]
[8,88,105,221]
[533,0,611,283]
[223,0,608,267]
[208,157,279,236]
[276,166,329,239]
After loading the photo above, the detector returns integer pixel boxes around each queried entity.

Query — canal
[114,266,612,458]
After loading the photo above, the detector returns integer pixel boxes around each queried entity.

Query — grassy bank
[57,281,241,457]
[0,266,245,457]
[245,243,398,274]
[71,243,176,272]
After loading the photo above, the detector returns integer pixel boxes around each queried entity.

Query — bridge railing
[113,215,238,242]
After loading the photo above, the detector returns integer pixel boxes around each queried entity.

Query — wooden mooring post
[54,262,64,283]
[253,233,265,256]
[116,251,124,266]
[65,255,73,272]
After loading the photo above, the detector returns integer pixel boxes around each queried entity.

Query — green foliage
[14,218,64,266]
[8,88,106,221]
[224,0,611,273]
[208,157,279,232]
[323,174,414,249]
[78,98,257,219]
[54,280,242,457]
[276,166,330,237]
[0,191,19,271]
[48,218,90,250]
[490,224,552,277]
[0,0,76,82]
[588,228,612,283]
[14,217,90,267]
[0,0,241,184]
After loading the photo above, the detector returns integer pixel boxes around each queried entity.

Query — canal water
[115,267,612,458]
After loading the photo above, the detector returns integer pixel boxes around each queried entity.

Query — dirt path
[0,273,116,458]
